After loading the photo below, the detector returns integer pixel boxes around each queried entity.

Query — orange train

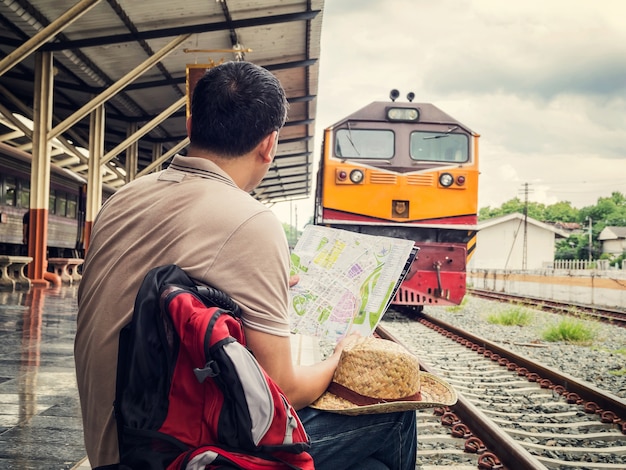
[313,90,479,311]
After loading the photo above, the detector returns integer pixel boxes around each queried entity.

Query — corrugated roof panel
[0,0,324,203]
[115,1,225,28]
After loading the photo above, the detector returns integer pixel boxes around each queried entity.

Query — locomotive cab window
[410,131,469,163]
[335,128,394,159]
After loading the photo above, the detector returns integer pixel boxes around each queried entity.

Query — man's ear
[186,115,192,137]
[259,131,278,163]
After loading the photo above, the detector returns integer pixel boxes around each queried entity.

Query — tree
[555,234,582,260]
[554,232,600,260]
[543,201,578,223]
[282,222,301,249]
[478,197,546,221]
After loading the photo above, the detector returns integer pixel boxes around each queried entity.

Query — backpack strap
[194,285,241,318]
[114,324,129,458]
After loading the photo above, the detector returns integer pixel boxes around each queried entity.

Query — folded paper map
[289,225,416,342]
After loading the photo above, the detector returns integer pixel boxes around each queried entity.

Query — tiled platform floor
[0,285,85,469]
[0,285,322,469]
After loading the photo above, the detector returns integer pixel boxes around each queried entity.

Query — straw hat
[310,336,457,415]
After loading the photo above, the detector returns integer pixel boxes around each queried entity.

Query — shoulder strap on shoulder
[195,285,241,318]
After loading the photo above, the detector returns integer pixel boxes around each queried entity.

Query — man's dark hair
[190,61,288,157]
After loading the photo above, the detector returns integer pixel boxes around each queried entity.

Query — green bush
[486,306,534,326]
[542,318,595,344]
[446,296,468,313]
[609,367,626,377]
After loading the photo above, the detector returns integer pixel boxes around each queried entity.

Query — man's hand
[330,332,361,358]
[289,274,300,288]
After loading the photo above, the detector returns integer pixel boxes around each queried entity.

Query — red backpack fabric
[114,264,314,469]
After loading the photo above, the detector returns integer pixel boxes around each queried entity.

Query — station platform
[0,285,85,469]
[0,284,322,469]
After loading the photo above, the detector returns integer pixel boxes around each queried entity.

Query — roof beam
[0,0,102,76]
[278,136,313,145]
[263,59,317,71]
[49,34,190,141]
[255,186,310,200]
[261,174,309,184]
[284,118,314,127]
[135,137,189,178]
[8,66,318,96]
[101,96,185,165]
[274,151,311,160]
[42,10,320,51]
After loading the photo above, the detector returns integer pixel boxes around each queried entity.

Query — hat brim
[309,372,458,415]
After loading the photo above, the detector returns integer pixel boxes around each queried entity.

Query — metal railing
[549,259,626,270]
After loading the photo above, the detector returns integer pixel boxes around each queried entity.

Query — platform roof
[0,0,323,204]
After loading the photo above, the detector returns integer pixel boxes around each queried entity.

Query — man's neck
[186,147,252,191]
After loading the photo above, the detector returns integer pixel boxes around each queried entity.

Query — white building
[598,226,626,256]
[468,213,568,270]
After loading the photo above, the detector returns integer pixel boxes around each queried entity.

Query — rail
[379,310,626,469]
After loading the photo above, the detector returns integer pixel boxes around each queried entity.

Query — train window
[335,129,394,159]
[67,193,77,219]
[410,131,469,162]
[56,192,67,217]
[19,180,29,209]
[3,177,17,206]
[49,190,56,215]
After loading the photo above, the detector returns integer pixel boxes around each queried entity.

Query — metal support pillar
[102,95,185,166]
[125,122,138,182]
[0,83,89,167]
[136,138,189,178]
[84,105,105,251]
[152,142,163,172]
[28,51,54,285]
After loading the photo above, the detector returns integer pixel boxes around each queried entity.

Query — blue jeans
[296,407,417,470]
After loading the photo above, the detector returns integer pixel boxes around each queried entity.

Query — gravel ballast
[416,296,626,399]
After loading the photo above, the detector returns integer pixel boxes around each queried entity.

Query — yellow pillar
[84,105,105,252]
[28,51,53,285]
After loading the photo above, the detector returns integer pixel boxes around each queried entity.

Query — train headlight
[439,172,454,187]
[386,107,419,122]
[349,169,364,184]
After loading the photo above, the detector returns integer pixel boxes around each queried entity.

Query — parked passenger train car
[0,143,114,258]
[314,91,479,310]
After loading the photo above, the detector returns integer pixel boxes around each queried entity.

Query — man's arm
[244,327,352,410]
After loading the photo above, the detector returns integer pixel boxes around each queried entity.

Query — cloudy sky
[272,0,626,228]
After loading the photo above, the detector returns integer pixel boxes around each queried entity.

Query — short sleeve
[205,210,291,336]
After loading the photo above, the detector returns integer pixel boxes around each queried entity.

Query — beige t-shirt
[75,155,291,467]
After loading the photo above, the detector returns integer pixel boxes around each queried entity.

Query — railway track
[468,288,626,327]
[377,311,626,470]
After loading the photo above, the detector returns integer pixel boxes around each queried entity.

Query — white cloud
[271,0,626,228]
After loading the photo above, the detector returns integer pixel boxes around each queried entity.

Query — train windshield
[335,129,394,159]
[410,131,469,162]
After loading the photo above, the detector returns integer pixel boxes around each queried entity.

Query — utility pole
[295,204,298,243]
[289,200,294,248]
[589,217,593,262]
[520,183,532,270]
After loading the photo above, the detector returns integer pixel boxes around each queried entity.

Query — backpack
[114,264,314,469]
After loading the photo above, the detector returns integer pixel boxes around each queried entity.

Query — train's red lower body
[392,242,467,308]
